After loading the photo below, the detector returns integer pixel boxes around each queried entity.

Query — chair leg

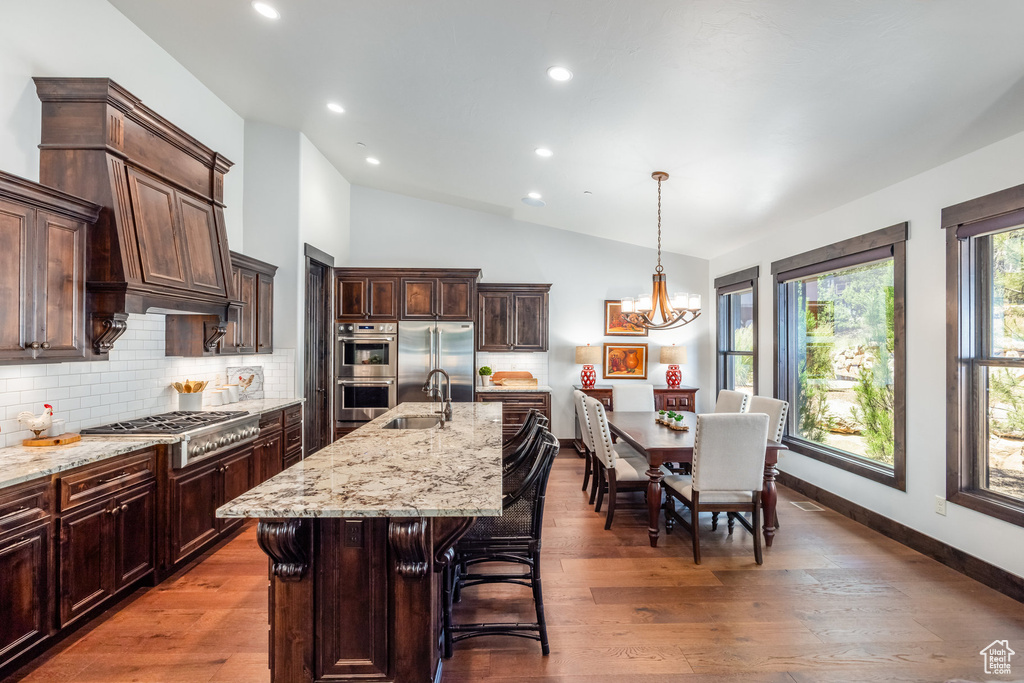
[530,551,550,655]
[604,470,618,530]
[581,447,591,492]
[711,511,719,531]
[752,495,763,565]
[589,455,601,505]
[664,494,675,534]
[594,466,607,512]
[727,512,736,534]
[691,497,702,565]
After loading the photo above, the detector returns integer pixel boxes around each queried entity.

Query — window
[716,267,758,396]
[945,184,1024,527]
[772,223,907,489]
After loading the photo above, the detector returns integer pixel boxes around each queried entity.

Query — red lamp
[575,344,601,389]
[659,345,687,389]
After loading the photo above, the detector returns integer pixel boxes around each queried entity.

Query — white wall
[0,0,246,245]
[350,186,710,438]
[708,129,1024,580]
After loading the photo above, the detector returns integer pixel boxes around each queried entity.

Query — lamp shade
[575,345,601,364]
[659,345,687,365]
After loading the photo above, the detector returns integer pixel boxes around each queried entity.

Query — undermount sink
[381,416,442,430]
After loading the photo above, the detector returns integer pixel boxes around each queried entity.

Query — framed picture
[604,300,648,337]
[603,343,648,380]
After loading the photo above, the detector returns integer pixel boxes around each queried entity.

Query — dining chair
[443,429,560,657]
[714,389,750,413]
[612,384,655,412]
[574,390,597,496]
[504,409,547,451]
[663,413,770,564]
[585,395,670,530]
[747,396,789,528]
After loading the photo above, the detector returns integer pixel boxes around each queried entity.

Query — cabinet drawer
[260,410,283,432]
[58,450,156,512]
[284,404,302,427]
[502,395,549,409]
[0,481,52,537]
[284,424,302,454]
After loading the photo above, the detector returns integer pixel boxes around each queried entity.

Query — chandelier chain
[656,175,663,274]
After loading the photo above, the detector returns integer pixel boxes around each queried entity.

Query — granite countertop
[477,385,552,393]
[217,402,503,519]
[0,397,304,491]
[0,436,180,490]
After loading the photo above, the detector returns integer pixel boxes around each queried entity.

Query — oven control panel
[339,323,396,334]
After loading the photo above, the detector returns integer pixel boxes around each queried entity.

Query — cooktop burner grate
[81,411,248,435]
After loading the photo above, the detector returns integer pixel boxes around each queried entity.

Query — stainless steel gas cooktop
[81,411,247,435]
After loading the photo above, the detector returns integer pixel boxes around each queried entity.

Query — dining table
[604,410,788,548]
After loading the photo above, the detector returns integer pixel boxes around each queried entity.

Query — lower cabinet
[169,444,253,566]
[255,432,283,485]
[476,391,552,439]
[0,519,51,670]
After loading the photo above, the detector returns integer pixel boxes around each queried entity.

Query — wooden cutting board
[491,371,533,383]
[22,433,82,447]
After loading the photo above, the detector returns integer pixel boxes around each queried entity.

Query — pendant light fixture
[620,172,702,330]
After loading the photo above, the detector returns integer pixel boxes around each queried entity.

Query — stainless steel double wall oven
[335,322,399,422]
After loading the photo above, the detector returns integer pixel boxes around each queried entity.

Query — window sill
[783,436,905,491]
[947,488,1024,529]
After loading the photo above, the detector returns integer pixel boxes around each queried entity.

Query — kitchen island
[218,401,503,683]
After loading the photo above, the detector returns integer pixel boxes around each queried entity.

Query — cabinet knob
[40,342,50,350]
[29,342,40,349]
[110,506,120,516]
[120,503,128,512]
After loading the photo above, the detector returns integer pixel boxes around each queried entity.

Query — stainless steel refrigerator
[397,321,475,404]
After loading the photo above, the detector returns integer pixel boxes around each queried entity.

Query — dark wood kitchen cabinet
[220,252,277,355]
[0,480,53,672]
[335,272,399,321]
[0,171,99,364]
[476,283,550,352]
[257,270,274,353]
[401,271,479,320]
[476,391,552,439]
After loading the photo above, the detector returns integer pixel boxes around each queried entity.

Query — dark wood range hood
[34,77,239,356]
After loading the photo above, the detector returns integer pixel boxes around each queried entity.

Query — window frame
[944,183,1024,528]
[772,223,908,490]
[715,266,759,396]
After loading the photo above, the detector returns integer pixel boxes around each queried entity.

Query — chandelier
[620,172,702,330]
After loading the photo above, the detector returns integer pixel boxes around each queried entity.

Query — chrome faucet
[422,368,453,423]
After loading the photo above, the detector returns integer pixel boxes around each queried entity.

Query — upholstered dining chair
[574,390,597,496]
[612,384,656,412]
[747,396,789,527]
[714,389,750,413]
[584,395,670,530]
[662,412,770,564]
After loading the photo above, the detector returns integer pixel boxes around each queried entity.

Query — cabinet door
[220,266,243,354]
[477,292,512,351]
[238,269,258,353]
[336,277,368,320]
[59,499,114,626]
[0,522,51,668]
[400,278,437,319]
[0,199,34,361]
[177,193,226,297]
[438,278,474,320]
[657,390,695,413]
[127,169,189,290]
[257,272,274,353]
[367,277,398,319]
[513,292,548,351]
[256,434,283,484]
[35,211,87,360]
[218,446,253,533]
[114,483,155,589]
[169,463,219,565]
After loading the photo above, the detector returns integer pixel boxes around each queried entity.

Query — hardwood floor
[8,453,1023,683]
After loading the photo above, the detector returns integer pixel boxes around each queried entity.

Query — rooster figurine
[18,404,54,438]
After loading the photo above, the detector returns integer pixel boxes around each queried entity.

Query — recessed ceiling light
[355,142,366,148]
[366,157,380,165]
[251,1,280,19]
[521,196,545,207]
[327,102,345,114]
[535,148,553,158]
[547,66,573,82]
[583,190,593,196]
[527,192,542,200]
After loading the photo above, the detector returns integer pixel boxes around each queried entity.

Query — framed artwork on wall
[604,300,648,337]
[603,343,648,380]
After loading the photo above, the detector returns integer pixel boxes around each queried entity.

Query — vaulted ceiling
[108,0,1024,258]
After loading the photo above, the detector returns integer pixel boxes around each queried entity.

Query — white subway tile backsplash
[476,351,549,385]
[0,313,297,447]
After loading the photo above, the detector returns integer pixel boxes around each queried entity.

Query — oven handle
[337,336,395,343]
[337,379,395,385]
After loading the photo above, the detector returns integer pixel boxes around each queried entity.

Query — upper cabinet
[334,268,480,321]
[221,252,277,355]
[0,171,99,365]
[476,283,550,352]
[34,77,236,356]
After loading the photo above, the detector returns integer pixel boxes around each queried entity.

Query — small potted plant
[478,366,493,387]
[657,409,667,424]
[671,414,686,431]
